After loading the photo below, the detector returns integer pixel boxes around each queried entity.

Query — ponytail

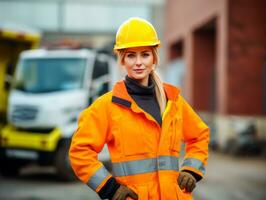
[150,47,166,115]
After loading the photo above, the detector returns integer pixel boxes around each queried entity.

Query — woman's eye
[142,53,150,57]
[127,54,135,58]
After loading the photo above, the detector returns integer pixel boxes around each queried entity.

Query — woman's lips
[134,69,145,74]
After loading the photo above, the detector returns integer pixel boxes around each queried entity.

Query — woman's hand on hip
[112,185,138,200]
[178,171,196,193]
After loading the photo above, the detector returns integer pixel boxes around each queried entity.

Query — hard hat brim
[114,41,160,50]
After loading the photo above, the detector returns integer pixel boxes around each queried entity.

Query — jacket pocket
[137,185,148,200]
[162,180,179,200]
[175,183,193,200]
[126,185,148,200]
[170,117,182,152]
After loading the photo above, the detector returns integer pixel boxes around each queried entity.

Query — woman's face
[123,46,154,86]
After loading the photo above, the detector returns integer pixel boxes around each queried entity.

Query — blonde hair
[116,46,166,115]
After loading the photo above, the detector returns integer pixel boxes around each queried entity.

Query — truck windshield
[14,58,86,93]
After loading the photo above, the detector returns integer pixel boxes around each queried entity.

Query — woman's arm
[180,96,210,179]
[69,95,120,199]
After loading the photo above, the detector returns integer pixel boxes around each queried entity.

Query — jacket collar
[111,80,180,108]
[163,82,180,102]
[112,80,133,108]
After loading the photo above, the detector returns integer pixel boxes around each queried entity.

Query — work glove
[178,171,196,193]
[112,185,138,200]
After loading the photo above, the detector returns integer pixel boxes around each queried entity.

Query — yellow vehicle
[0,24,40,176]
[0,24,40,125]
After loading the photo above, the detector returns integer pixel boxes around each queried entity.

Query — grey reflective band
[87,166,109,190]
[181,158,206,174]
[157,156,179,170]
[112,156,179,177]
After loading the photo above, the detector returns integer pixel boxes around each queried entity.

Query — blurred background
[0,0,266,200]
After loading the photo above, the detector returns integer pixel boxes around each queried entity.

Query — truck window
[92,56,109,79]
[14,58,86,93]
[89,55,110,104]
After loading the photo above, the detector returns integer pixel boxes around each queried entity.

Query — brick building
[165,0,266,149]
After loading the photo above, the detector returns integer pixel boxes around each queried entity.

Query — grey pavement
[0,152,266,200]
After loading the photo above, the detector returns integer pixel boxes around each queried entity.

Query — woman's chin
[131,73,148,80]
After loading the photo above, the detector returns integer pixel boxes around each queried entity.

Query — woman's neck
[129,76,149,86]
[125,75,155,95]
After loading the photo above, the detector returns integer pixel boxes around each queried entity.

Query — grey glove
[178,171,196,192]
[112,185,138,200]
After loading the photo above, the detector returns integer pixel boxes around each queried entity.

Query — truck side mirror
[4,63,14,91]
[4,76,12,90]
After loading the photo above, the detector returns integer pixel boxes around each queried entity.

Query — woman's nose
[135,56,142,67]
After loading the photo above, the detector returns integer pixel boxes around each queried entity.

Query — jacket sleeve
[69,95,113,193]
[180,96,210,179]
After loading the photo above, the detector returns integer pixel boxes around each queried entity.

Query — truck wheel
[55,142,76,181]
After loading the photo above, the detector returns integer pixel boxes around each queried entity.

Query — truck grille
[11,105,38,122]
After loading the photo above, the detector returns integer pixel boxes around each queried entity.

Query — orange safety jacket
[69,80,210,200]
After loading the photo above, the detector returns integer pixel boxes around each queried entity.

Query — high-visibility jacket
[69,80,210,200]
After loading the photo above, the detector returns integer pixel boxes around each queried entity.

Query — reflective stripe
[87,166,109,190]
[158,156,179,170]
[112,156,179,177]
[182,158,206,174]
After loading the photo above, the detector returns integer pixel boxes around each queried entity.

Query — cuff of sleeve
[98,177,121,199]
[181,158,206,178]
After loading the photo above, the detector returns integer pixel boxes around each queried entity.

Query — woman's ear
[120,61,125,68]
[119,61,126,70]
[153,58,157,66]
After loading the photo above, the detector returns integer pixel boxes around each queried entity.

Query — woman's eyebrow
[141,50,151,53]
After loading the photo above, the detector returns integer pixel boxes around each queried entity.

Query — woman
[69,17,209,200]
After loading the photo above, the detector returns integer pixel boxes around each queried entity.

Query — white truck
[0,48,121,180]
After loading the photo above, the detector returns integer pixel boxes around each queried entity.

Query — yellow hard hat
[114,17,160,50]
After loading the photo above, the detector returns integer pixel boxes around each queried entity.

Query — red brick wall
[228,0,266,115]
[165,0,224,45]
